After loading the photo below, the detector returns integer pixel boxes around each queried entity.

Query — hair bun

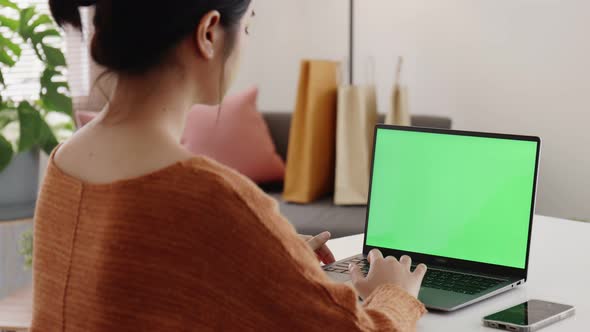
[56,0,252,75]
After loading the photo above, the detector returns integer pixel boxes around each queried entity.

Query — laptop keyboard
[323,257,505,295]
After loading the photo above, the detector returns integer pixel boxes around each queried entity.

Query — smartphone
[483,300,575,332]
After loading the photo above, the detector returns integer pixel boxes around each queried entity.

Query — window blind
[1,1,91,104]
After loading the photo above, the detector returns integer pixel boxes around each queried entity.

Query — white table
[326,215,590,331]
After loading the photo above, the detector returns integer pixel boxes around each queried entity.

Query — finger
[349,263,365,284]
[368,249,383,263]
[307,232,331,251]
[315,253,323,263]
[300,234,312,241]
[318,245,336,265]
[413,263,428,280]
[384,256,398,262]
[316,246,329,264]
[400,255,412,269]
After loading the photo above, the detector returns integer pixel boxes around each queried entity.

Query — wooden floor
[0,287,32,332]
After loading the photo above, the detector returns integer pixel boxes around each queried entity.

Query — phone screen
[485,300,573,325]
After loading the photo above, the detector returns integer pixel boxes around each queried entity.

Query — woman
[33,0,428,331]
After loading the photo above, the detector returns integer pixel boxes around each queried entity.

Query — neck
[103,67,202,142]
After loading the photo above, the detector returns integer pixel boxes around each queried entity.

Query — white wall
[230,0,350,111]
[355,0,590,221]
[219,0,590,221]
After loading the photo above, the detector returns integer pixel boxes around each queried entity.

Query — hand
[300,232,336,265]
[349,249,427,299]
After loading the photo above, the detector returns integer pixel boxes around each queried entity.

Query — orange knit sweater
[32,151,425,331]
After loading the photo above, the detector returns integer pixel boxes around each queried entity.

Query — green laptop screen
[366,128,538,269]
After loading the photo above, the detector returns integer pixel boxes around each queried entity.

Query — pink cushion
[182,87,285,183]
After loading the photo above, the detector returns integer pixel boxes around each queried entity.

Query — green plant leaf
[0,0,18,10]
[0,115,11,129]
[1,98,15,109]
[37,116,59,154]
[40,68,73,117]
[0,35,22,56]
[0,34,22,59]
[0,48,17,67]
[0,108,17,129]
[0,134,13,173]
[41,68,68,88]
[31,41,44,62]
[19,230,33,269]
[0,15,20,31]
[41,90,72,116]
[28,14,52,31]
[22,14,54,44]
[0,99,14,129]
[18,7,35,38]
[16,101,42,152]
[0,69,4,86]
[41,44,66,67]
[17,7,63,65]
[20,11,55,47]
[31,28,60,44]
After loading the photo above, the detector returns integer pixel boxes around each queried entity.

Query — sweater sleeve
[360,284,427,331]
[191,161,427,332]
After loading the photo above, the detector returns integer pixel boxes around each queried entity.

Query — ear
[195,10,222,60]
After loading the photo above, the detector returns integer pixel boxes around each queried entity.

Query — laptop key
[422,269,504,294]
[323,259,505,295]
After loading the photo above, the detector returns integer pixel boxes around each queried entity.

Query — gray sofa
[262,112,452,239]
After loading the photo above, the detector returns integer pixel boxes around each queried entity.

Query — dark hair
[49,0,251,74]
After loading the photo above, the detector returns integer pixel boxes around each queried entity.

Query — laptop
[323,124,541,312]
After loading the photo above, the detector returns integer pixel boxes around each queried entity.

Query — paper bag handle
[394,56,404,86]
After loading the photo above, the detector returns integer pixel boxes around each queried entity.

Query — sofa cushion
[182,87,286,184]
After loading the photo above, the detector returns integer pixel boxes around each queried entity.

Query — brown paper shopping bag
[385,57,411,126]
[282,60,340,204]
[334,62,378,205]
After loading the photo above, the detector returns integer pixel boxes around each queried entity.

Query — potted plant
[0,0,74,222]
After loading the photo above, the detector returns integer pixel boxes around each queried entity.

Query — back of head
[49,0,252,75]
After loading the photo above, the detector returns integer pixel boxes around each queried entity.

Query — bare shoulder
[54,130,194,184]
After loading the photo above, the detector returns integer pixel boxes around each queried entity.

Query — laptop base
[323,254,524,312]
